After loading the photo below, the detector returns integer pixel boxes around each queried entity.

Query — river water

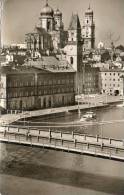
[0,106,124,195]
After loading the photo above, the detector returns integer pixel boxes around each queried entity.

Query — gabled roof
[68,14,81,30]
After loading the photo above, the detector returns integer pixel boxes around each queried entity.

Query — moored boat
[80,111,96,122]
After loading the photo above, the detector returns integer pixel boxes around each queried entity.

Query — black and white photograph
[0,0,124,194]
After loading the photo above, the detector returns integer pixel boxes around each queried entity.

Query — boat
[80,111,96,122]
[116,97,124,108]
[116,103,124,108]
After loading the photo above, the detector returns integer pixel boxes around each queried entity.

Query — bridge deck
[0,125,124,162]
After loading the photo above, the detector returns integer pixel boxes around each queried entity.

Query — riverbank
[0,95,122,125]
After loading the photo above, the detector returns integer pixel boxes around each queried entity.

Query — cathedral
[25,1,96,93]
[25,1,67,54]
[25,1,95,55]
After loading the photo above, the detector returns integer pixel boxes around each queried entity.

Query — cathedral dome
[40,2,53,16]
[54,8,62,16]
[85,6,93,14]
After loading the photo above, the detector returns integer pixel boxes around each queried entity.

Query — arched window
[70,57,73,64]
[47,21,51,31]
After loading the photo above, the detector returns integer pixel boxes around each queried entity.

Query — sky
[1,0,124,47]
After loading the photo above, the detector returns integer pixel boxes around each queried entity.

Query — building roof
[24,56,75,73]
[85,5,93,14]
[40,2,53,16]
[54,8,62,16]
[68,14,81,30]
[116,45,124,52]
[99,67,124,72]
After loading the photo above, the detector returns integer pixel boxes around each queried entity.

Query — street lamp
[77,87,81,116]
[100,119,104,148]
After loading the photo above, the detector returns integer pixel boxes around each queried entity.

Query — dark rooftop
[68,14,81,30]
[23,56,75,73]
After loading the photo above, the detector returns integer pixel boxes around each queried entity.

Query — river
[0,106,124,195]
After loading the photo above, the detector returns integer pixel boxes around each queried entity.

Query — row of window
[104,73,120,76]
[85,78,98,81]
[7,79,74,88]
[104,78,120,81]
[8,91,35,98]
[7,81,34,88]
[38,87,74,95]
[84,89,97,92]
[7,87,74,98]
[104,84,120,87]
[38,79,74,85]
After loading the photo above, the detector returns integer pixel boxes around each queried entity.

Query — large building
[99,68,124,95]
[0,64,75,111]
[83,65,100,94]
[24,2,96,96]
[25,2,67,54]
[82,5,95,50]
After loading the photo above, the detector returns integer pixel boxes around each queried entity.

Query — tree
[104,31,120,61]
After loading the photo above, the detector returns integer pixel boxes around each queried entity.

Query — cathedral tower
[66,14,82,71]
[54,8,64,31]
[65,14,83,93]
[82,5,95,50]
[39,1,54,32]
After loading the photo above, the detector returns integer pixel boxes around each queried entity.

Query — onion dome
[54,8,62,16]
[40,2,54,16]
[85,5,93,14]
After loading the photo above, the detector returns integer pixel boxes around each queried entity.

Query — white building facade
[99,69,124,95]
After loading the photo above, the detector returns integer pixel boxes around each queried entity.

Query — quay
[0,125,124,162]
[0,95,122,125]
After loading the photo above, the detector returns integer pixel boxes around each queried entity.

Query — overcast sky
[1,0,124,47]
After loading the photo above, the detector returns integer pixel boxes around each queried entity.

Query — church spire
[88,3,91,9]
[46,0,48,6]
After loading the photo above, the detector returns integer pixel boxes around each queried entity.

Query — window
[47,21,51,31]
[70,57,73,65]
